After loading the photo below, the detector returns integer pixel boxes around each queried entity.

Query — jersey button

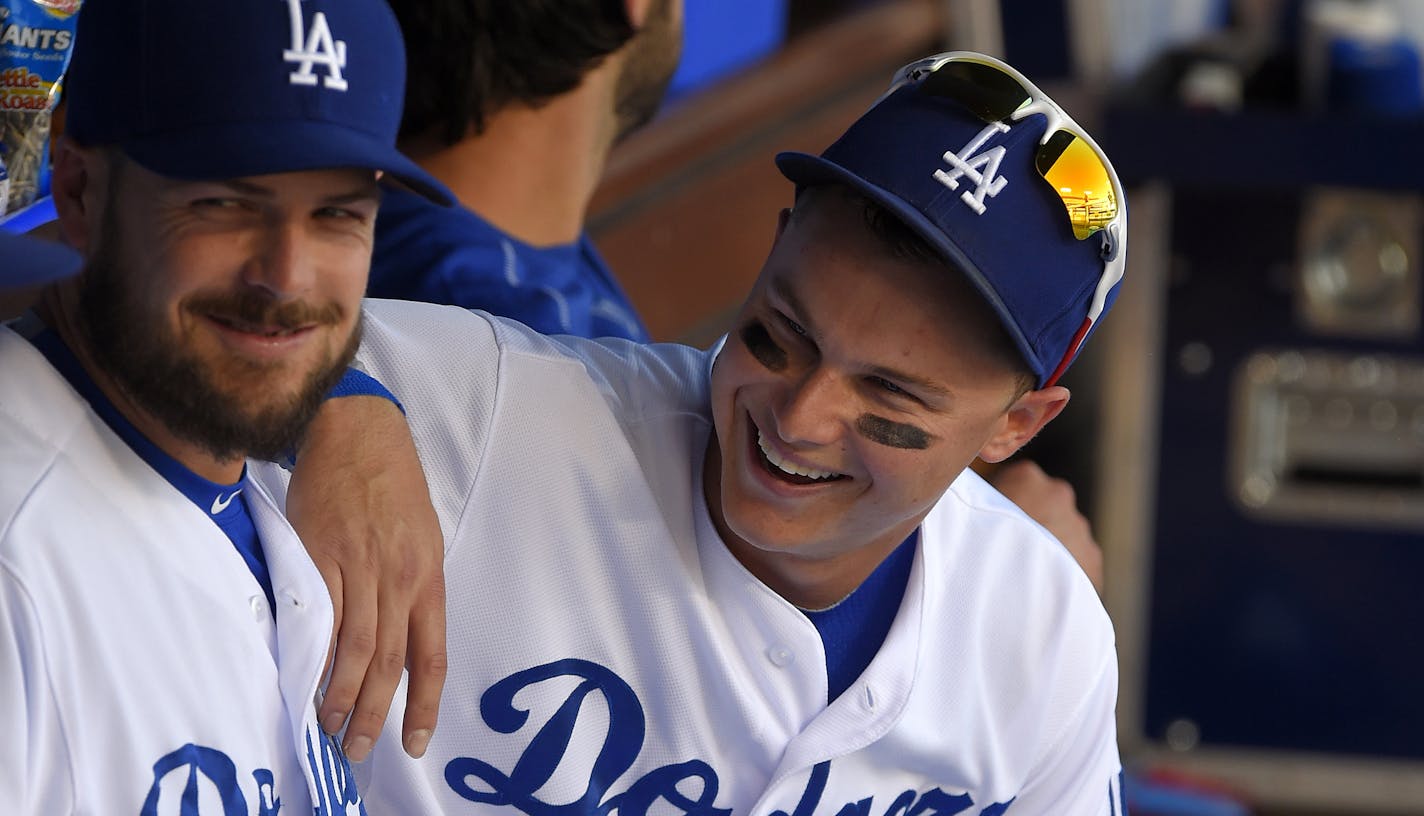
[249,594,267,621]
[766,645,794,667]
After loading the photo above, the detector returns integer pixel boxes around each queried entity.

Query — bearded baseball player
[0,0,453,810]
[261,50,1128,813]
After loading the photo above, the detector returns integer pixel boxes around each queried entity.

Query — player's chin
[205,353,339,416]
[724,507,820,557]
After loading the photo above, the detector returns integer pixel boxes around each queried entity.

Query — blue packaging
[0,0,81,216]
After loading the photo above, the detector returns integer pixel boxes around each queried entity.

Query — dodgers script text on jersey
[254,300,1125,815]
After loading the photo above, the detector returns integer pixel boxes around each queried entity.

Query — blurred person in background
[368,0,680,340]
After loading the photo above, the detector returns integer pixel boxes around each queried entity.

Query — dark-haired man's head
[392,0,683,147]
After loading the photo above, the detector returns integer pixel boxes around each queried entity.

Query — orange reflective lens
[1036,130,1117,239]
[917,58,1118,241]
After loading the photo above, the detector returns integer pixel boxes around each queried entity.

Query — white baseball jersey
[256,299,1124,815]
[0,327,364,815]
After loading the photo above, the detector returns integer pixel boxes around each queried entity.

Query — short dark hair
[389,0,636,145]
[792,184,1037,400]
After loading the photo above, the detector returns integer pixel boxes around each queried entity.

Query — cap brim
[123,120,454,206]
[0,231,84,289]
[775,150,1048,384]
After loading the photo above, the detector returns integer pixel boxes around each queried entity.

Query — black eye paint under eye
[857,414,933,450]
[740,321,788,372]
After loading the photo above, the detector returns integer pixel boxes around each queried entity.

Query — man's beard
[77,208,360,465]
[613,0,682,141]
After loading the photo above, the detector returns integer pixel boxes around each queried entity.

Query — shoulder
[922,467,1116,699]
[934,468,1102,600]
[532,333,714,416]
[914,471,1119,785]
[0,330,91,553]
[931,467,1110,634]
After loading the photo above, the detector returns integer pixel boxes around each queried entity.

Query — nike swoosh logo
[211,489,242,515]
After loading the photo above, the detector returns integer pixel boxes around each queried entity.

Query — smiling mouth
[753,425,847,485]
[209,315,313,338]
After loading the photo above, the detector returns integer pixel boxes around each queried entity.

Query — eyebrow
[214,178,382,204]
[321,185,383,206]
[868,363,951,400]
[770,277,814,334]
[769,276,952,401]
[216,178,276,197]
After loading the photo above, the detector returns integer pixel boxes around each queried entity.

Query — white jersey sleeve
[347,300,714,555]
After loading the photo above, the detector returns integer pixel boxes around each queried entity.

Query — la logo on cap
[932,121,1011,215]
[282,0,348,91]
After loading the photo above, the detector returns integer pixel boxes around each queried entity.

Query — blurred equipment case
[1097,107,1424,814]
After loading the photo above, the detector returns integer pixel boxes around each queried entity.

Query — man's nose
[772,366,847,448]
[242,220,314,298]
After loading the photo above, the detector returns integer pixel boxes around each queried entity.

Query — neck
[401,71,620,247]
[38,285,244,484]
[701,434,914,610]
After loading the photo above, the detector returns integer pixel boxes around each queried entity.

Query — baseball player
[258,51,1128,813]
[366,0,679,340]
[0,0,451,811]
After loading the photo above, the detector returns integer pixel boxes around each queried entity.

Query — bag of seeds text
[1,0,80,220]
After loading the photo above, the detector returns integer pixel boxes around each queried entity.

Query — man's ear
[978,385,1070,463]
[50,139,105,256]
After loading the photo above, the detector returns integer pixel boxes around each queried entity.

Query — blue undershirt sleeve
[326,366,404,414]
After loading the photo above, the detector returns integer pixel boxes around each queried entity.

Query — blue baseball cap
[0,231,83,289]
[64,0,452,205]
[776,52,1127,388]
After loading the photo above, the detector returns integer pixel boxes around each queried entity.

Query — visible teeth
[757,430,838,480]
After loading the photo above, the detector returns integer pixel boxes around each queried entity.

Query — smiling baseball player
[259,50,1127,814]
[0,0,452,811]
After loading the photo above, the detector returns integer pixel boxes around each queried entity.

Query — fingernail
[345,735,373,763]
[321,711,347,735]
[404,728,432,758]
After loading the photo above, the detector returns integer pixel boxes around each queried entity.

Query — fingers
[286,394,447,762]
[319,566,378,753]
[400,571,447,759]
[336,546,435,763]
[340,593,407,764]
